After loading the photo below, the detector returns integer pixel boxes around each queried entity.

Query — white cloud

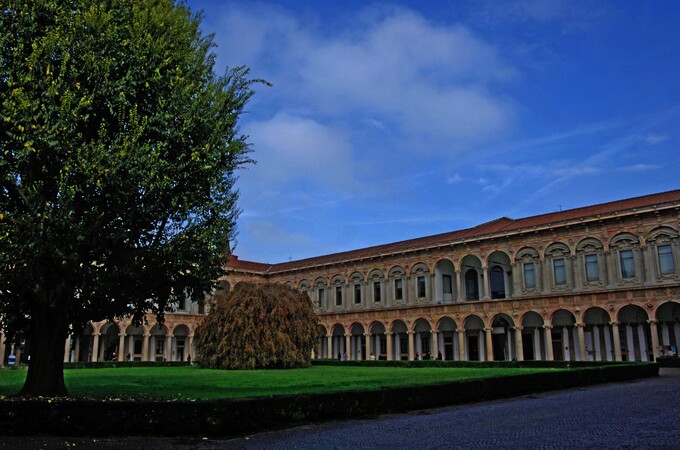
[618,164,661,172]
[644,134,670,145]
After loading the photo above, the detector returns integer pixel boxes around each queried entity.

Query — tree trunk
[18,304,69,397]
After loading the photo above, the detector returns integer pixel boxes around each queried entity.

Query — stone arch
[349,322,365,360]
[99,322,121,362]
[520,311,545,361]
[413,318,433,359]
[487,251,512,299]
[461,255,482,301]
[617,304,651,361]
[434,259,456,304]
[463,314,485,361]
[172,325,190,362]
[330,323,346,360]
[391,319,409,361]
[149,323,169,362]
[582,307,614,362]
[551,309,577,361]
[490,313,515,361]
[655,301,680,356]
[436,316,458,360]
[124,324,145,361]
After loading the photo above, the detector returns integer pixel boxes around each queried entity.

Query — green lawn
[0,365,562,400]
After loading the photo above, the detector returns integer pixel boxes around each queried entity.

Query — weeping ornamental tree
[0,0,262,396]
[194,283,319,370]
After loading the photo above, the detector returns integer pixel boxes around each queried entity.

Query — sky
[185,0,680,264]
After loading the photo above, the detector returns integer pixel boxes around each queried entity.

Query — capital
[647,319,659,326]
[609,321,620,327]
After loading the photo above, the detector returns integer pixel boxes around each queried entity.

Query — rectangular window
[318,288,325,307]
[585,254,599,282]
[443,274,452,294]
[354,284,362,304]
[133,338,143,355]
[553,258,566,285]
[373,281,381,302]
[417,276,426,297]
[620,250,635,278]
[524,262,536,289]
[335,286,342,306]
[395,279,403,300]
[658,245,675,275]
[155,338,164,355]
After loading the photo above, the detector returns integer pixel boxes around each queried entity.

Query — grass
[0,365,563,400]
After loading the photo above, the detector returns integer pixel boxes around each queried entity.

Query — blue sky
[185,0,680,264]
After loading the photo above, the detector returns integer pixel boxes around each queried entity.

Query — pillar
[543,325,554,361]
[74,336,80,362]
[455,270,463,302]
[142,333,150,362]
[118,333,125,362]
[649,320,660,360]
[484,328,494,362]
[64,335,71,363]
[576,323,586,361]
[432,331,439,360]
[407,331,415,361]
[0,332,5,366]
[593,325,602,361]
[326,335,333,359]
[386,332,393,360]
[562,327,570,361]
[603,325,613,361]
[626,324,635,361]
[482,266,490,300]
[188,334,194,361]
[514,326,524,361]
[637,325,648,361]
[165,334,172,361]
[345,334,351,359]
[457,329,466,360]
[533,328,541,360]
[364,333,371,360]
[610,322,622,361]
[91,333,100,362]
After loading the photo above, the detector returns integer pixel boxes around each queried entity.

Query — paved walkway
[2,368,679,449]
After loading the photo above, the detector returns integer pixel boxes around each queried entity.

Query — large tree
[0,0,261,396]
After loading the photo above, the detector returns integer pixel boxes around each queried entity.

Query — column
[438,332,445,360]
[562,327,570,361]
[543,325,554,361]
[91,333,100,362]
[142,333,150,362]
[118,333,126,362]
[457,329,466,360]
[626,325,635,361]
[74,337,80,362]
[610,322,622,361]
[506,330,513,360]
[649,320,660,360]
[456,270,463,302]
[533,328,541,360]
[165,334,172,361]
[364,333,371,360]
[395,333,401,359]
[326,335,333,359]
[576,324,586,362]
[344,334,351,359]
[514,327,524,361]
[432,331,439,360]
[64,336,71,363]
[637,325,648,361]
[386,332,393,360]
[415,333,422,357]
[593,325,602,361]
[375,334,381,357]
[482,266,490,300]
[0,332,5,366]
[407,331,415,361]
[484,328,494,361]
[603,325,613,361]
[98,334,106,361]
[674,323,680,352]
[661,323,671,346]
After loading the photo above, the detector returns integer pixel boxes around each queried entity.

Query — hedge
[0,362,658,437]
[63,361,190,369]
[656,356,680,368]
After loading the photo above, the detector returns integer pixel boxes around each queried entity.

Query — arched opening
[77,323,95,362]
[463,315,485,361]
[488,251,512,299]
[583,307,613,361]
[150,323,168,362]
[173,325,190,361]
[350,323,365,360]
[413,319,432,360]
[436,316,458,360]
[100,322,121,362]
[461,255,482,301]
[331,324,345,360]
[369,322,386,360]
[491,314,515,361]
[521,311,545,360]
[618,305,651,361]
[391,320,408,360]
[656,301,680,356]
[551,309,577,361]
[434,259,456,303]
[125,324,145,361]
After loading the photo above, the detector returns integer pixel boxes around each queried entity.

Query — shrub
[194,282,318,369]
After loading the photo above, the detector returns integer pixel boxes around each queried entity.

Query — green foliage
[0,0,264,396]
[194,283,319,370]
